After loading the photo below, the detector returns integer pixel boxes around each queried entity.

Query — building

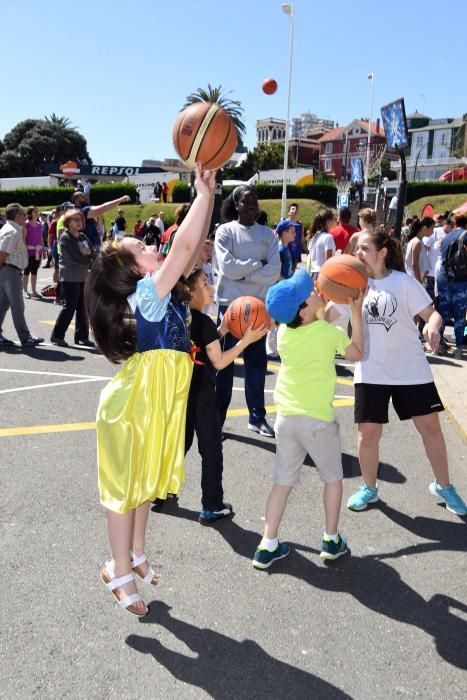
[390,112,467,181]
[256,118,287,144]
[291,112,334,138]
[318,119,387,180]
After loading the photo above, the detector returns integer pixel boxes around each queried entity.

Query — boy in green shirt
[252,270,364,568]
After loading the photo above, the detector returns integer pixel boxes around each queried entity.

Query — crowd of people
[1,172,466,617]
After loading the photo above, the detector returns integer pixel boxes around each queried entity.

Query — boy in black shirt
[186,269,267,524]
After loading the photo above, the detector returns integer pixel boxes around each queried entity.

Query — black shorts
[354,382,444,424]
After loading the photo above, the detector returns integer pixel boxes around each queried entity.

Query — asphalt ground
[1,268,466,699]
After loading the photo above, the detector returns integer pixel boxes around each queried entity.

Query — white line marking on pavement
[0,378,108,395]
[0,368,111,380]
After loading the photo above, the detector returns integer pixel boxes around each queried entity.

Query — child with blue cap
[252,270,365,568]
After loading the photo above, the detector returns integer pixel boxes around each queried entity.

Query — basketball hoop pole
[394,149,407,240]
[281,3,294,220]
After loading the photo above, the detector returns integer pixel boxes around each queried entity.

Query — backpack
[445,230,467,281]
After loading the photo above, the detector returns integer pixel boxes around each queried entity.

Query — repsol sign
[90,165,142,175]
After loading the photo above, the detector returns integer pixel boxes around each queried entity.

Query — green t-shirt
[275,320,351,422]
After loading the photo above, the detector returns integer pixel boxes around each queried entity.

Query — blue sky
[2,0,464,166]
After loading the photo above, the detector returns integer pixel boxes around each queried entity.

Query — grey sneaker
[248,420,275,438]
[453,347,464,360]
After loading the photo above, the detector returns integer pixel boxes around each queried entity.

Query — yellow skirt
[97,349,193,514]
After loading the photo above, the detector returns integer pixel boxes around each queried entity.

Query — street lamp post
[364,72,374,201]
[281,3,294,220]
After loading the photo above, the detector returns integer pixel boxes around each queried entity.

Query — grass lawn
[406,193,467,218]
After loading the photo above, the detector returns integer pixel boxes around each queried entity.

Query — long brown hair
[364,230,405,272]
[306,209,336,241]
[85,242,141,363]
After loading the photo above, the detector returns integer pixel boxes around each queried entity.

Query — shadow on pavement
[160,505,467,671]
[223,432,406,483]
[0,346,85,362]
[126,602,351,699]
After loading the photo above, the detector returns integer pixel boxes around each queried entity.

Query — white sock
[323,532,338,543]
[260,537,279,551]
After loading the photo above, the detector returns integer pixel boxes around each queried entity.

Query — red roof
[319,120,385,143]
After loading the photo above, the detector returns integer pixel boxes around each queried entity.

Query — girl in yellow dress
[86,165,216,617]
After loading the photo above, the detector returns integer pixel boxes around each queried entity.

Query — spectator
[142,217,162,248]
[405,217,434,285]
[161,182,168,203]
[305,209,337,278]
[0,203,44,347]
[83,179,92,201]
[23,206,44,299]
[155,211,165,233]
[400,216,414,256]
[114,208,127,239]
[437,213,467,360]
[41,212,51,268]
[330,207,359,252]
[133,219,144,239]
[70,190,131,250]
[214,185,281,437]
[286,202,304,272]
[154,181,162,201]
[50,209,94,347]
[345,208,377,255]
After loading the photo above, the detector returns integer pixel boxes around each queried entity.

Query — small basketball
[226,296,271,339]
[172,102,238,170]
[262,78,278,95]
[316,254,368,303]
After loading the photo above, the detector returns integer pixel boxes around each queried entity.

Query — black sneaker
[248,420,275,438]
[51,336,69,347]
[74,338,95,347]
[0,334,14,347]
[199,503,233,525]
[319,533,349,561]
[21,335,44,347]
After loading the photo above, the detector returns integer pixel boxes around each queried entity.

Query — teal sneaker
[252,542,290,569]
[429,481,467,516]
[347,484,379,511]
[320,533,349,560]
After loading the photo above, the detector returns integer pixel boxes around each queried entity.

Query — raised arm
[154,165,216,299]
[89,195,131,219]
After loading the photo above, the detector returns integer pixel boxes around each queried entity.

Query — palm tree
[183,84,246,139]
[44,113,76,130]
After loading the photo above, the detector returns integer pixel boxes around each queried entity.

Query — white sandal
[100,561,148,617]
[130,551,161,586]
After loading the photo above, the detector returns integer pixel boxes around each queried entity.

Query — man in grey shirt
[0,203,43,347]
[215,186,280,437]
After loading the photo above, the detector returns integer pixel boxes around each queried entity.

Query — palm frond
[183,84,246,137]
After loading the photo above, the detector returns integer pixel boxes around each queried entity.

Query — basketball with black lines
[172,102,238,170]
[226,296,270,340]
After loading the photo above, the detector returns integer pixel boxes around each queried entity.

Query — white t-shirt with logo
[354,270,433,385]
[307,231,336,272]
[423,226,447,277]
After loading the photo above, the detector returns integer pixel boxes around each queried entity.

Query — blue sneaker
[429,481,467,516]
[199,503,233,525]
[252,542,290,569]
[320,533,349,560]
[347,484,379,511]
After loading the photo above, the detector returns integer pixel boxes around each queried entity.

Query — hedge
[171,181,337,204]
[0,182,137,208]
[406,180,467,204]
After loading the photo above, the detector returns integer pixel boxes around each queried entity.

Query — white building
[291,112,334,138]
[391,112,467,181]
[256,118,287,144]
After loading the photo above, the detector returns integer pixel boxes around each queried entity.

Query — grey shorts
[274,414,343,485]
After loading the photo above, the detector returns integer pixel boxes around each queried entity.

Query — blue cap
[266,269,313,324]
[276,219,294,235]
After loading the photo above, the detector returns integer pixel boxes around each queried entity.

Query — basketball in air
[262,78,278,95]
[226,296,271,339]
[316,255,368,303]
[172,102,238,170]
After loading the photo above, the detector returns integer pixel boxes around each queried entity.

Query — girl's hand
[242,324,268,346]
[423,324,440,353]
[348,287,366,313]
[194,163,217,196]
[218,313,229,337]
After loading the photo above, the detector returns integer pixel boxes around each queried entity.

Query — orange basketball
[262,78,278,95]
[226,296,270,339]
[172,102,238,170]
[316,254,368,303]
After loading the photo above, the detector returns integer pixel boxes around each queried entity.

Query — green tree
[0,118,91,177]
[251,142,287,171]
[183,84,246,140]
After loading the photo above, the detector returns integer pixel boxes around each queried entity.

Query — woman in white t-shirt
[405,217,433,284]
[306,209,336,278]
[335,229,466,516]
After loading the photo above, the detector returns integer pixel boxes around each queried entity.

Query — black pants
[52,281,89,341]
[216,305,267,427]
[185,382,224,511]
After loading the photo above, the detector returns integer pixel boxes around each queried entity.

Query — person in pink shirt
[23,206,44,299]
